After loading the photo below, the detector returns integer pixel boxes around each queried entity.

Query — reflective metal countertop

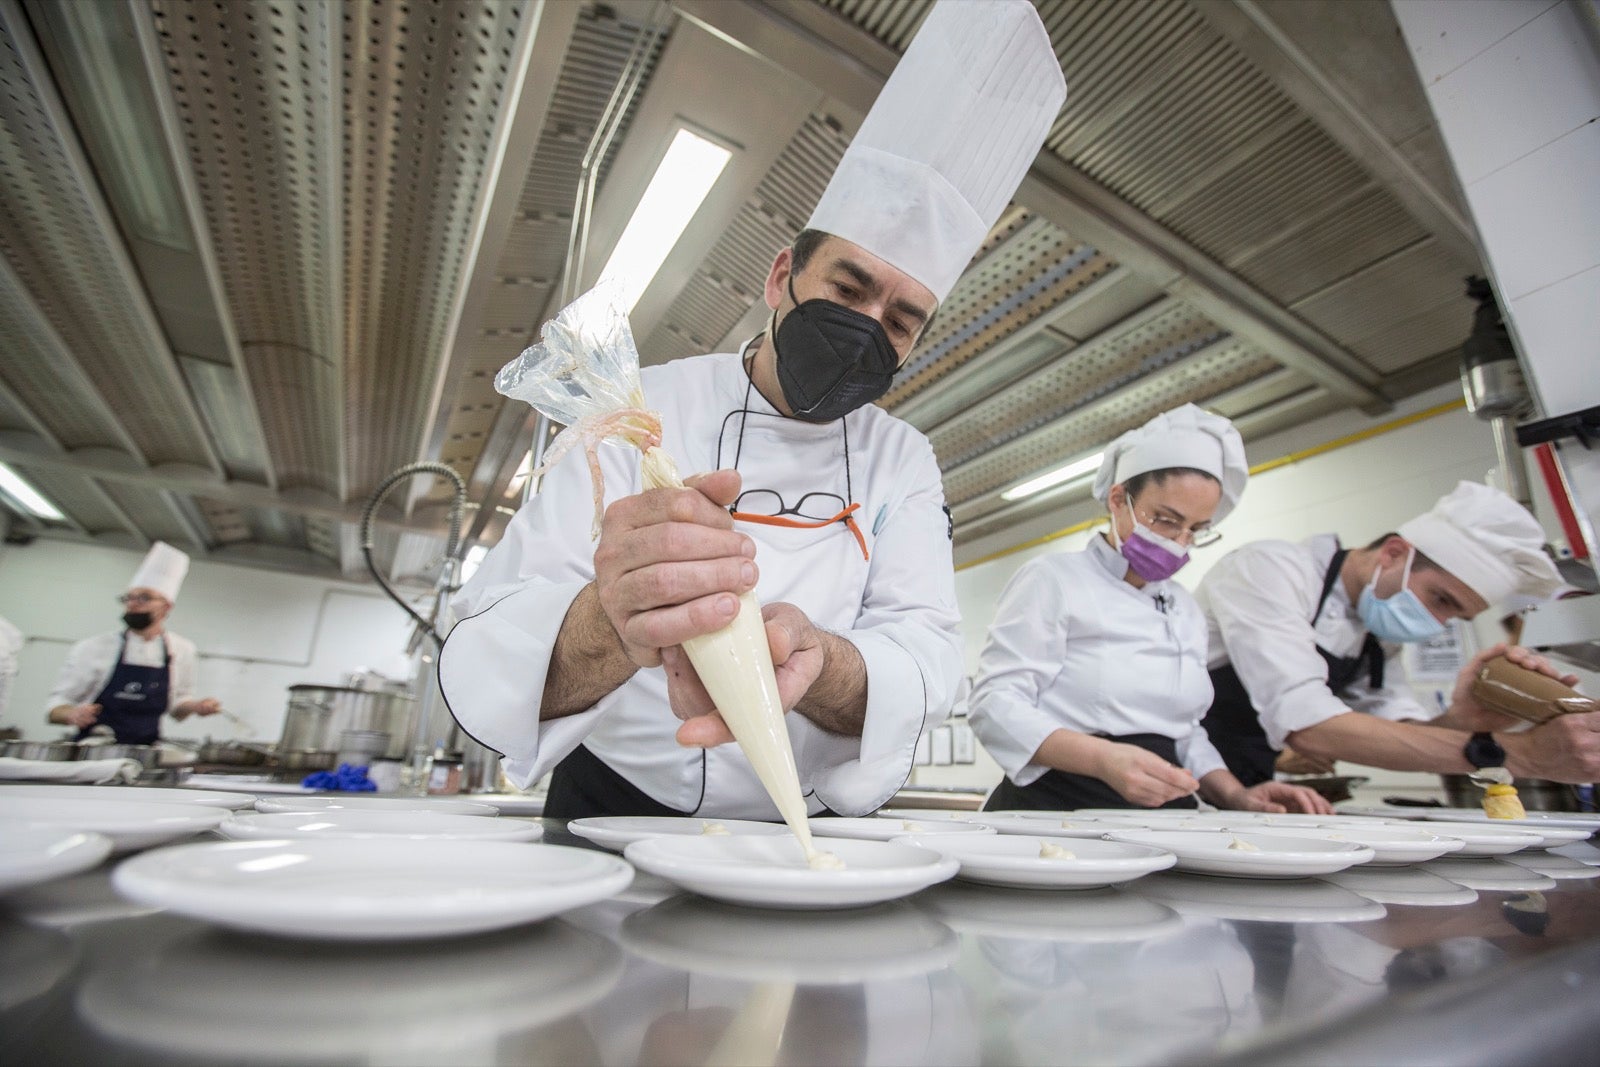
[6,820,1599,1066]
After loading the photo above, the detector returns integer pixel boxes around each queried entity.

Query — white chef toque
[1092,403,1249,523]
[805,0,1067,304]
[128,541,190,603]
[1399,481,1562,606]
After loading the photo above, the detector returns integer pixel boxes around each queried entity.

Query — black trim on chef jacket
[984,733,1200,812]
[1201,546,1385,787]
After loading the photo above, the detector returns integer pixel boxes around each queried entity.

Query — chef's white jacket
[1194,534,1428,749]
[44,629,198,714]
[0,615,22,720]
[968,536,1227,786]
[440,351,963,817]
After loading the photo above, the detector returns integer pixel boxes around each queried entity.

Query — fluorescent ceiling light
[1000,452,1104,502]
[0,462,66,521]
[598,128,732,310]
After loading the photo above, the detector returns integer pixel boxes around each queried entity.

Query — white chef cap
[1399,481,1562,606]
[1092,403,1249,523]
[128,541,190,603]
[806,0,1066,304]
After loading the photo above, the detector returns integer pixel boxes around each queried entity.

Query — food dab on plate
[900,820,924,832]
[700,821,732,836]
[807,851,845,871]
[1227,836,1260,852]
[1482,782,1527,820]
[1038,841,1075,860]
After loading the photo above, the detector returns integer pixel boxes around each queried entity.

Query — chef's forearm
[46,703,75,724]
[793,631,867,736]
[1031,729,1115,778]
[1287,712,1476,773]
[541,583,638,720]
[1198,769,1248,808]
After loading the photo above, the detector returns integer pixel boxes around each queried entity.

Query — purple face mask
[1113,501,1190,581]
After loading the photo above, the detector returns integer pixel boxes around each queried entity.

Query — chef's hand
[1504,712,1600,782]
[1275,746,1336,776]
[593,469,758,669]
[58,703,102,729]
[192,698,223,717]
[1436,644,1580,732]
[663,602,826,748]
[1234,780,1335,815]
[1094,743,1199,808]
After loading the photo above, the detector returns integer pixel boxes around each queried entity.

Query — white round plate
[1188,812,1409,830]
[0,796,225,853]
[916,883,1183,943]
[897,833,1175,890]
[1065,808,1207,821]
[1509,853,1600,880]
[463,792,545,816]
[975,813,1164,840]
[874,808,986,823]
[812,816,995,842]
[1131,872,1386,923]
[1241,826,1465,866]
[254,795,500,817]
[111,838,632,940]
[622,836,957,910]
[1322,867,1479,906]
[0,783,255,811]
[219,810,542,843]
[1414,807,1600,831]
[1419,858,1558,892]
[1405,822,1542,857]
[1103,830,1373,879]
[620,897,959,983]
[567,816,791,852]
[0,823,113,893]
[1406,813,1591,850]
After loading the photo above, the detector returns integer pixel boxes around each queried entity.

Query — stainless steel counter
[6,820,1599,1066]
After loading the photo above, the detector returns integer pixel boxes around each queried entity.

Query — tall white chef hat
[805,0,1066,304]
[1399,481,1562,606]
[1092,403,1249,524]
[128,541,190,603]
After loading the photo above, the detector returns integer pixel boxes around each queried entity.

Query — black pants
[545,744,690,820]
[984,733,1200,812]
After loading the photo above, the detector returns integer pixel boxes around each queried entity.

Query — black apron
[984,733,1200,812]
[1200,548,1384,786]
[545,744,690,820]
[78,633,171,745]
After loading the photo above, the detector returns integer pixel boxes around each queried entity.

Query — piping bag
[495,284,830,866]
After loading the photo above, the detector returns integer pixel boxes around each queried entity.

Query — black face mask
[122,612,154,631]
[771,275,902,423]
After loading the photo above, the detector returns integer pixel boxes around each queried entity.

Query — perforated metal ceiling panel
[0,5,215,467]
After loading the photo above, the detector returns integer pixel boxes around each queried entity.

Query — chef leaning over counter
[44,541,223,744]
[969,404,1328,815]
[439,0,1067,819]
[1198,480,1600,784]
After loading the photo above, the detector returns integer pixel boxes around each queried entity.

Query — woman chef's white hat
[1092,404,1249,524]
[1399,481,1562,605]
[128,541,190,603]
[806,0,1067,304]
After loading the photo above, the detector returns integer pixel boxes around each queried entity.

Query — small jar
[426,756,463,796]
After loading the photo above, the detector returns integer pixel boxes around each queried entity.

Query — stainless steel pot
[95,744,161,770]
[2,740,81,761]
[1441,774,1582,812]
[279,685,414,760]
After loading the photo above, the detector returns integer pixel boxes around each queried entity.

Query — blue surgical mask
[1357,548,1446,643]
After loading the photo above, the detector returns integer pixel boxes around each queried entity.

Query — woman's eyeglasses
[1137,509,1222,549]
[729,489,869,561]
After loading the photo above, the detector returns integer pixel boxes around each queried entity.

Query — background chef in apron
[1196,481,1597,786]
[45,542,222,744]
[440,0,1067,819]
[969,404,1327,814]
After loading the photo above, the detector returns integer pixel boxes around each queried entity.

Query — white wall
[0,539,423,742]
[912,386,1559,796]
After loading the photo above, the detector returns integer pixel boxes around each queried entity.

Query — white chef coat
[44,629,198,714]
[440,351,963,817]
[968,535,1227,787]
[0,615,22,720]
[1195,534,1428,749]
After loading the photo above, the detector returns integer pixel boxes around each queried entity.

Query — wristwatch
[1464,731,1507,769]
